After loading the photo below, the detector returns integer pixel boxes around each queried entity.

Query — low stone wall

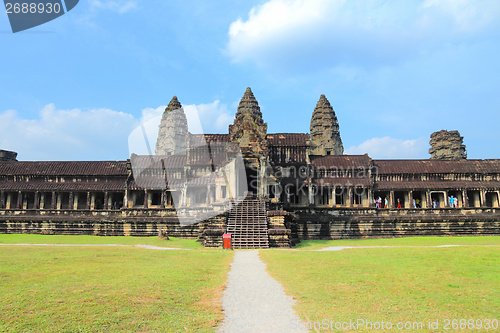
[291,207,500,239]
[0,208,216,238]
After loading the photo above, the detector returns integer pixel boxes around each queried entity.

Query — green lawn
[0,237,232,332]
[0,234,202,249]
[261,237,500,332]
[295,236,500,250]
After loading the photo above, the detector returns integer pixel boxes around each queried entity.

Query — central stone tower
[229,87,268,161]
[309,94,344,156]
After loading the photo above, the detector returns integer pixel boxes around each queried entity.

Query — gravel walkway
[218,250,308,333]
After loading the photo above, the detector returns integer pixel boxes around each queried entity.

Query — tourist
[416,198,420,208]
[432,199,437,209]
[454,196,458,208]
[384,197,388,209]
[377,197,382,208]
[397,198,401,208]
[449,196,454,208]
[412,199,416,208]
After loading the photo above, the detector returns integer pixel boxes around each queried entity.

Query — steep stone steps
[226,198,269,249]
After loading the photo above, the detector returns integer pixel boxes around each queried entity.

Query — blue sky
[1,0,499,161]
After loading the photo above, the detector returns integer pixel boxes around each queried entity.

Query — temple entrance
[373,191,389,208]
[485,192,499,208]
[394,191,406,208]
[412,191,426,208]
[245,164,259,196]
[466,190,481,207]
[431,192,446,208]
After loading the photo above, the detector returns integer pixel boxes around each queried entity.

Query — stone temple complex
[1,88,499,247]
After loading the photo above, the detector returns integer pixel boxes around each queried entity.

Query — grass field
[261,237,500,332]
[0,234,203,249]
[0,235,232,332]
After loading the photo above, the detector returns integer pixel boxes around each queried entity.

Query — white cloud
[345,136,428,159]
[0,101,234,161]
[226,0,500,71]
[0,104,135,161]
[89,0,137,13]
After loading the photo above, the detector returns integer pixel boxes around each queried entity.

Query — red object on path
[223,233,232,249]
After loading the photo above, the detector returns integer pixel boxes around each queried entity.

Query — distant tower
[429,130,467,160]
[309,94,344,156]
[155,96,188,155]
[229,87,268,160]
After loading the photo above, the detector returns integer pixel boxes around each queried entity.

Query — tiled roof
[374,159,500,175]
[0,180,125,191]
[311,155,372,169]
[315,177,373,187]
[375,180,500,190]
[0,161,128,176]
[266,133,309,146]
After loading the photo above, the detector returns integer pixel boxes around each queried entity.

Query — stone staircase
[226,198,269,249]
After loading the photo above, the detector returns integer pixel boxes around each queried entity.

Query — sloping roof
[311,155,372,169]
[314,177,373,187]
[374,159,500,175]
[0,180,125,191]
[267,133,308,146]
[375,180,500,190]
[0,161,128,176]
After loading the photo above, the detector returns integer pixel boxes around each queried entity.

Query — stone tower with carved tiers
[309,94,344,156]
[229,87,268,162]
[155,96,188,156]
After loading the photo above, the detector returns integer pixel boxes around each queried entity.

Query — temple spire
[229,87,268,160]
[164,96,182,113]
[309,94,344,156]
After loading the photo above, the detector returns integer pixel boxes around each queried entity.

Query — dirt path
[218,250,307,333]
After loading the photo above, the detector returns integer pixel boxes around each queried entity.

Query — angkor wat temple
[1,88,499,247]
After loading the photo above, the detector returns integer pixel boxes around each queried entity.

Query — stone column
[104,192,109,210]
[206,186,211,206]
[389,191,395,208]
[308,185,314,205]
[6,193,11,209]
[426,190,431,209]
[367,188,373,208]
[462,190,467,208]
[16,191,22,209]
[445,190,449,208]
[51,191,56,210]
[90,193,95,210]
[86,192,91,210]
[124,189,128,208]
[480,190,486,208]
[408,191,413,209]
[0,191,4,209]
[144,190,148,209]
[33,192,39,210]
[69,192,74,210]
[160,191,165,208]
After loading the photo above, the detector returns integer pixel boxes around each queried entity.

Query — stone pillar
[389,191,395,208]
[57,193,61,210]
[51,191,56,210]
[6,193,11,209]
[408,191,414,209]
[33,192,38,209]
[308,185,314,205]
[86,192,91,210]
[40,193,45,210]
[480,190,486,208]
[144,190,148,209]
[90,193,95,210]
[367,188,373,208]
[206,186,211,206]
[69,192,74,210]
[17,191,22,209]
[160,191,165,208]
[426,190,431,209]
[0,191,4,209]
[445,190,449,208]
[124,189,128,208]
[104,192,109,210]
